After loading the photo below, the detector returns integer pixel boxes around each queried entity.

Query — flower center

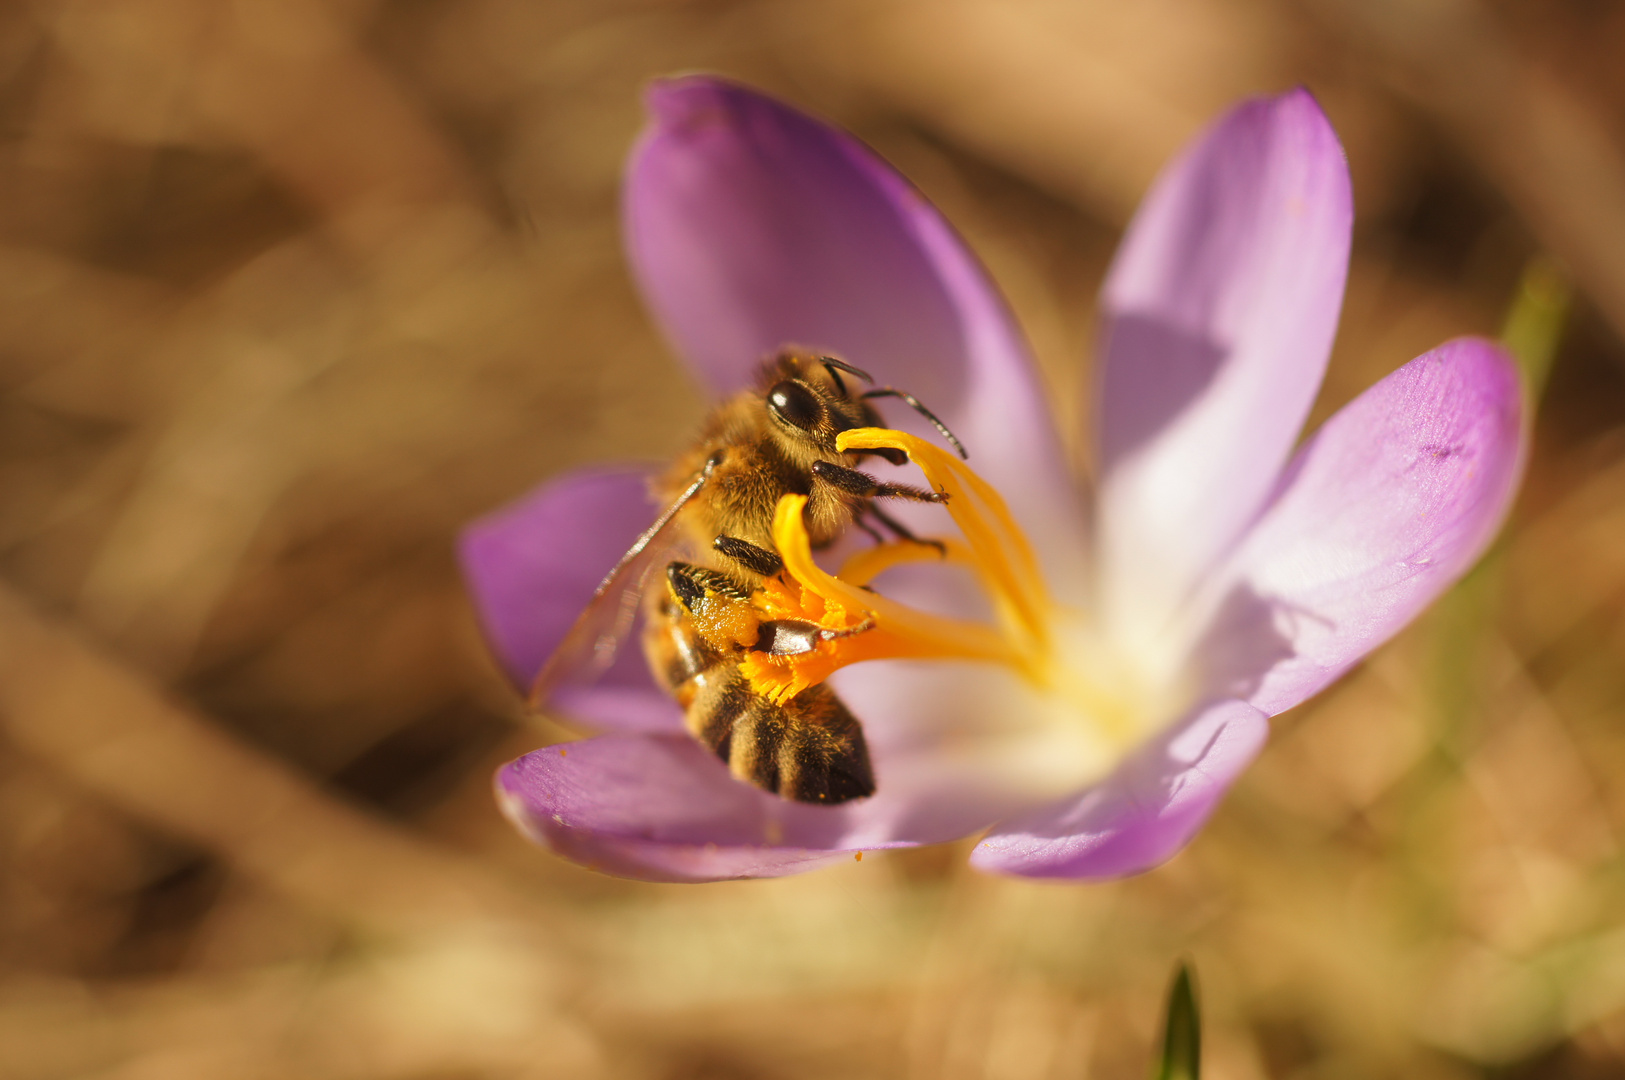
[737,427,1144,744]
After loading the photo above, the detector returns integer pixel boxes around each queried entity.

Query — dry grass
[2,1,1625,1077]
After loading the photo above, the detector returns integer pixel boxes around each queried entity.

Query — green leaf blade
[1154,961,1200,1080]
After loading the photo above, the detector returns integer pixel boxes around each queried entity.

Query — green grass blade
[1153,961,1200,1080]
[1499,255,1571,405]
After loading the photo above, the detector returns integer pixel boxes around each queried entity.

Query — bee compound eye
[766,380,823,431]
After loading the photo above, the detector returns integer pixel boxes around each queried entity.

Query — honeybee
[532,349,964,803]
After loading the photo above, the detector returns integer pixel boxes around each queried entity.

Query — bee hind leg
[666,561,749,612]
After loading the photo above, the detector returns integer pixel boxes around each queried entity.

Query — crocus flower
[460,77,1524,882]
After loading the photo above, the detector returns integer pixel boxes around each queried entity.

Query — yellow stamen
[739,536,993,703]
[838,428,1051,652]
[735,430,1145,746]
[762,494,1019,678]
[836,537,974,586]
[734,424,1050,703]
[739,494,1023,704]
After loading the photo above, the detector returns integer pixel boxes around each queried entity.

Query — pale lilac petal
[458,468,682,733]
[496,732,1038,883]
[1096,89,1353,648]
[626,75,1088,602]
[1191,337,1524,716]
[968,699,1268,879]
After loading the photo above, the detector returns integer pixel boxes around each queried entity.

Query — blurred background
[1,0,1624,1077]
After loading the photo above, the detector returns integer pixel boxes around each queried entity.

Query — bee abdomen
[684,666,752,762]
[685,669,875,804]
[772,684,875,803]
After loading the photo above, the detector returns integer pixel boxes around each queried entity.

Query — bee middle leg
[712,535,783,578]
[811,460,946,504]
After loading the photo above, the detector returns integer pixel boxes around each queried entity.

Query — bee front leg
[810,461,947,503]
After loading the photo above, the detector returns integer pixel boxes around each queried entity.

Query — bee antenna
[818,356,873,397]
[862,387,968,459]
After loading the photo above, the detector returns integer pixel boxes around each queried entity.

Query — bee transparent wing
[527,453,718,710]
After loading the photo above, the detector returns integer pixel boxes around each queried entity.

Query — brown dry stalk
[0,580,549,936]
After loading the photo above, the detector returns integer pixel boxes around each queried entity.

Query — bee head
[762,351,907,465]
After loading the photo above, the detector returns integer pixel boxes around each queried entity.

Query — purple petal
[625,76,1088,601]
[1095,89,1353,645]
[1191,337,1524,716]
[458,467,682,733]
[969,699,1269,879]
[496,731,1038,883]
